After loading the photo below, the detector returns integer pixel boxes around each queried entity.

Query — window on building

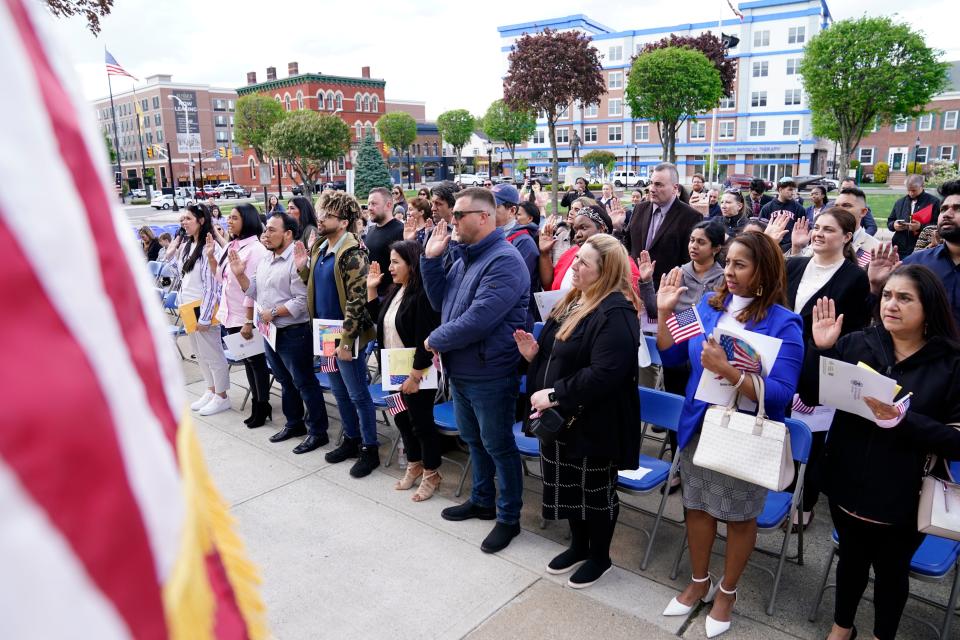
[532,130,545,144]
[608,125,622,142]
[583,103,598,118]
[635,123,649,141]
[249,158,256,180]
[608,98,622,117]
[689,121,706,140]
[608,45,623,62]
[916,147,929,163]
[858,148,875,164]
[556,128,569,144]
[558,103,570,119]
[751,91,767,107]
[154,114,161,126]
[894,117,909,132]
[284,94,291,111]
[871,118,880,133]
[753,30,769,47]
[752,61,768,77]
[945,111,959,130]
[296,91,304,110]
[719,95,735,109]
[788,26,805,43]
[363,95,371,112]
[786,58,800,75]
[941,146,956,162]
[608,71,623,90]
[783,119,800,136]
[215,115,227,126]
[156,130,163,143]
[355,94,362,111]
[336,93,343,110]
[583,126,598,142]
[750,120,766,136]
[355,122,363,140]
[372,96,379,112]
[784,89,802,106]
[719,121,735,139]
[141,99,148,112]
[216,131,227,141]
[918,114,933,131]
[228,100,234,110]
[152,96,160,109]
[325,92,334,110]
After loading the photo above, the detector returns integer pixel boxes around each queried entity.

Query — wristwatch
[270,306,279,318]
[547,390,557,404]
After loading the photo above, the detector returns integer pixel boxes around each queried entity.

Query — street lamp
[795,136,803,177]
[912,135,922,174]
[633,144,639,183]
[485,142,493,182]
[168,95,198,198]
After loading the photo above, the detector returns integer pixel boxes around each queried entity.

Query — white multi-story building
[498,0,834,183]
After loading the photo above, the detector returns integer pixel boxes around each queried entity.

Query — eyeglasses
[940,204,960,212]
[452,209,485,220]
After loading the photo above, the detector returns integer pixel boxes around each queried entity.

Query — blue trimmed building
[498,0,834,183]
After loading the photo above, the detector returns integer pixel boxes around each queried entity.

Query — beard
[939,223,960,244]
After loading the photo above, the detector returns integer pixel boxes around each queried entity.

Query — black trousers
[393,388,442,470]
[830,502,923,640]
[224,326,271,404]
[568,509,619,564]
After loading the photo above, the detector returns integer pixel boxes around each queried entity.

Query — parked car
[453,173,484,187]
[195,186,220,199]
[792,175,837,192]
[724,174,773,191]
[215,182,248,198]
[609,171,648,188]
[151,193,189,210]
[529,171,552,183]
[130,188,147,199]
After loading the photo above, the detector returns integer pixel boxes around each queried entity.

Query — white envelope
[223,331,265,359]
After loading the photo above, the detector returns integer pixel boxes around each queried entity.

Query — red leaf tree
[504,28,605,214]
[640,33,737,97]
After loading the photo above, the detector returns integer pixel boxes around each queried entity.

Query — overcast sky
[47,0,959,120]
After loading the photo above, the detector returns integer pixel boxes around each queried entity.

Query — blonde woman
[514,234,641,589]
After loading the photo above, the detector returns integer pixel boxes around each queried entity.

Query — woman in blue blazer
[655,231,804,638]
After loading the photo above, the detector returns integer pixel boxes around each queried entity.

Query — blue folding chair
[431,401,470,497]
[162,292,188,360]
[809,531,960,638]
[615,388,685,570]
[670,417,813,614]
[163,224,181,236]
[147,260,163,278]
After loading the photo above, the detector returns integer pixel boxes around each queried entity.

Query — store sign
[690,144,793,155]
[173,90,201,154]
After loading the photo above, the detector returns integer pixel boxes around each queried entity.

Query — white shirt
[383,287,406,349]
[717,295,754,330]
[795,256,845,313]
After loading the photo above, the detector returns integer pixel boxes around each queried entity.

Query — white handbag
[918,458,960,540]
[693,374,795,492]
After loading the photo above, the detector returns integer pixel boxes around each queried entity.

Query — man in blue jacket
[421,187,530,553]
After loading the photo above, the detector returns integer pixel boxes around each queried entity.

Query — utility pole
[165,142,178,211]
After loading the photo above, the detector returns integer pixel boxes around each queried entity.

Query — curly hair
[317,190,361,228]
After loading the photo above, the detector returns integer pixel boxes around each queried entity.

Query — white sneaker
[198,395,231,416]
[191,391,214,411]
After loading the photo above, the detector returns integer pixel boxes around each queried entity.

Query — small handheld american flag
[385,392,407,416]
[719,335,762,374]
[666,307,704,344]
[792,394,816,414]
[318,356,338,373]
[856,248,872,269]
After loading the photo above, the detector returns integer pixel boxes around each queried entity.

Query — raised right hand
[402,215,417,242]
[227,249,245,278]
[424,219,450,258]
[636,250,655,283]
[764,212,790,243]
[867,243,900,293]
[811,296,844,349]
[367,261,384,291]
[656,267,688,314]
[513,329,539,362]
[292,240,308,271]
[791,216,811,252]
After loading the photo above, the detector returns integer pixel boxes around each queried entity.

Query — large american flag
[719,335,762,374]
[1,1,264,637]
[665,307,705,344]
[105,48,137,80]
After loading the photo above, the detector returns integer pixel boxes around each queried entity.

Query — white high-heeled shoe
[662,574,719,616]
[705,582,737,638]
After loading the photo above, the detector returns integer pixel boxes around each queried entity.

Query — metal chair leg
[641,458,680,571]
[940,561,960,639]
[455,456,471,497]
[808,546,837,622]
[670,528,687,581]
[385,433,401,468]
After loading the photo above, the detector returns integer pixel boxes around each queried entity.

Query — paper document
[313,319,359,357]
[534,290,565,322]
[252,302,276,350]
[380,348,440,391]
[223,331,265,359]
[178,299,220,334]
[619,467,653,481]
[694,325,782,410]
[818,357,898,421]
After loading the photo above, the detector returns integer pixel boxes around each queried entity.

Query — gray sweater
[638,261,724,319]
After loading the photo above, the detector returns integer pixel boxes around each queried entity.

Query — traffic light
[217,146,226,158]
[146,146,153,159]
[226,148,233,159]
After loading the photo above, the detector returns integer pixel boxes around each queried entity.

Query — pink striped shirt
[215,235,269,327]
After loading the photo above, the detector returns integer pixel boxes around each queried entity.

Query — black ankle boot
[349,444,381,478]
[246,401,273,429]
[243,402,258,426]
[325,436,361,464]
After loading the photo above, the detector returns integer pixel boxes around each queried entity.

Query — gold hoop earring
[756,285,763,296]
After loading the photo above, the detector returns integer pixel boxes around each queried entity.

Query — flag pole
[106,67,125,203]
[706,0,725,188]
[132,83,150,197]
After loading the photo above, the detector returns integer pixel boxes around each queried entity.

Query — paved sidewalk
[185,362,950,639]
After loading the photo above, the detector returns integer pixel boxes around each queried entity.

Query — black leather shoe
[441,500,497,522]
[269,425,307,443]
[481,521,521,553]
[292,433,329,454]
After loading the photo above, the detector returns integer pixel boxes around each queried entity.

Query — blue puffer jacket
[421,228,530,381]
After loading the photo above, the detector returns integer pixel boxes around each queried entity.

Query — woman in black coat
[800,265,960,640]
[514,233,641,590]
[784,208,870,530]
[365,240,443,501]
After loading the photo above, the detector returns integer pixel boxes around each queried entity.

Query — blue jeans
[263,323,328,436]
[327,356,378,446]
[450,375,522,524]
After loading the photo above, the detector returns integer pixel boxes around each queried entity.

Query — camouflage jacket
[299,232,375,355]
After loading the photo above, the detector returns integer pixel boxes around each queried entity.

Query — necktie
[753,198,761,216]
[645,207,662,250]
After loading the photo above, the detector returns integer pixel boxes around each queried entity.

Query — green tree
[265,111,351,195]
[504,28,606,214]
[800,16,948,179]
[626,46,724,164]
[481,99,536,178]
[235,95,286,163]
[515,158,529,176]
[354,134,393,199]
[581,150,617,176]
[103,129,117,164]
[436,109,475,176]
[376,112,418,175]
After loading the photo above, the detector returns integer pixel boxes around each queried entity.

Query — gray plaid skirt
[679,432,767,522]
[540,439,619,522]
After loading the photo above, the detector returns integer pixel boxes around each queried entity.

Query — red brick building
[853,61,960,179]
[234,63,386,192]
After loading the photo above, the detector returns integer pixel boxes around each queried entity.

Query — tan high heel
[412,469,442,502]
[395,461,424,490]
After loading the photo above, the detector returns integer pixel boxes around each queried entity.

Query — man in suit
[887,174,941,258]
[747,178,773,217]
[624,162,703,284]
